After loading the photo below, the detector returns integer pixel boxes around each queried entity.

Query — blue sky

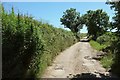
[3,2,114,33]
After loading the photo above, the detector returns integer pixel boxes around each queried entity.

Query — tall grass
[100,54,114,69]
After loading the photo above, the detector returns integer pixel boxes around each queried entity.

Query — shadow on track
[80,39,90,42]
[70,72,118,79]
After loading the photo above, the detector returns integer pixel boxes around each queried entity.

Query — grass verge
[89,40,113,69]
[89,40,107,51]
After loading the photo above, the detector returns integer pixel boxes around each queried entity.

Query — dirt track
[42,40,113,78]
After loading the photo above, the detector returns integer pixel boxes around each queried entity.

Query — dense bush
[2,6,77,78]
[110,36,120,76]
[96,33,110,45]
[96,32,117,45]
[106,1,120,76]
[96,32,118,53]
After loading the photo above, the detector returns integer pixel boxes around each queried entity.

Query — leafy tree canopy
[106,1,120,33]
[82,9,109,40]
[60,8,83,33]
